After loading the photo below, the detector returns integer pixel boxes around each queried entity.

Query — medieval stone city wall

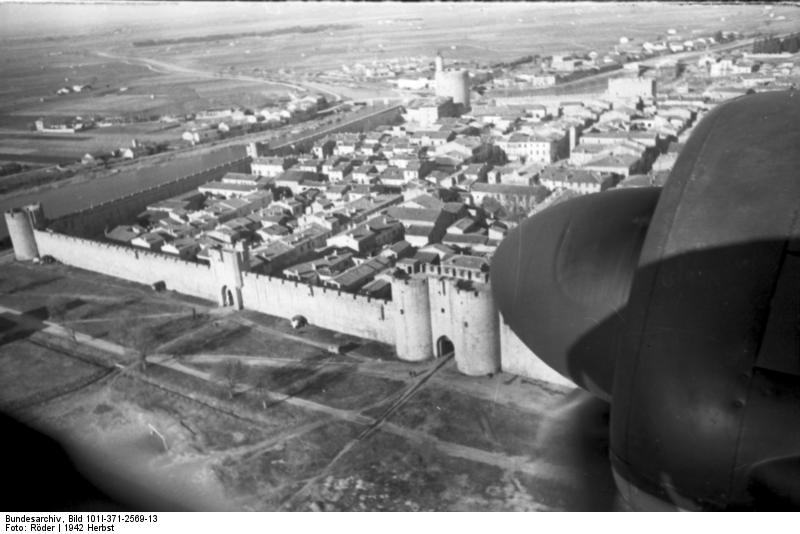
[240,271,395,344]
[28,227,571,386]
[10,154,570,387]
[499,320,575,388]
[49,158,251,238]
[33,229,220,302]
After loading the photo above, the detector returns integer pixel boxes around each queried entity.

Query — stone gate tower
[209,242,248,309]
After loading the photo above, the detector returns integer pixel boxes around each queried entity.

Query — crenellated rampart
[240,271,395,344]
[49,158,251,238]
[34,229,219,301]
[6,142,569,386]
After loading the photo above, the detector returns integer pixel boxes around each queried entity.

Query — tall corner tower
[391,274,434,362]
[5,203,45,261]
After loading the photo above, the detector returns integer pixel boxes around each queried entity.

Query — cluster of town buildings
[305,26,747,98]
[181,93,327,145]
[32,91,331,171]
[36,39,800,305]
[33,23,799,182]
[315,55,440,86]
[100,61,750,303]
[678,49,799,101]
[487,30,743,93]
[10,36,800,381]
[103,152,497,300]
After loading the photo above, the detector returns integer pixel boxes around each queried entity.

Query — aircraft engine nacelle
[492,90,800,511]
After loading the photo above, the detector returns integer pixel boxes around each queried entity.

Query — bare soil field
[1,259,620,511]
[0,338,103,406]
[291,427,559,512]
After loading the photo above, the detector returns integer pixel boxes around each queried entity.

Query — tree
[473,144,508,166]
[488,145,509,166]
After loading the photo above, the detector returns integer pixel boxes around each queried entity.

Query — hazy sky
[0,1,429,37]
[0,2,251,36]
[1,1,795,41]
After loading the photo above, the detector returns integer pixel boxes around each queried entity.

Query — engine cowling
[492,90,800,510]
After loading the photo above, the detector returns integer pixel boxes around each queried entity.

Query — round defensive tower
[392,274,433,362]
[24,203,45,229]
[436,70,470,108]
[5,206,39,261]
[450,280,500,375]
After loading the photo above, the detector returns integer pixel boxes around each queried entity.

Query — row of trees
[753,33,800,54]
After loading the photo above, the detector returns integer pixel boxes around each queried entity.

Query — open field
[0,338,104,406]
[113,3,800,74]
[0,3,797,203]
[9,75,292,119]
[0,40,293,122]
[0,258,620,511]
[2,3,799,125]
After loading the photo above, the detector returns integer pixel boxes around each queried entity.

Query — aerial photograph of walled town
[2,1,800,513]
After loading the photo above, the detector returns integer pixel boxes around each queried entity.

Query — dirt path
[95,50,341,101]
[166,352,580,489]
[357,353,454,440]
[230,315,336,352]
[152,356,559,482]
[379,420,574,481]
[153,358,374,425]
[278,352,454,508]
[0,303,130,358]
[2,298,578,503]
[208,419,332,464]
